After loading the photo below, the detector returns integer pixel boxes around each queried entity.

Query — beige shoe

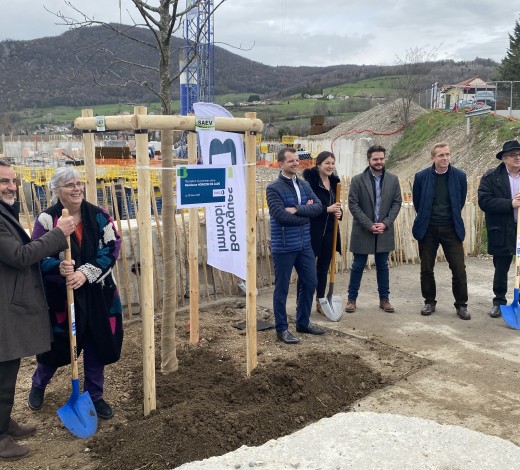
[0,436,30,461]
[316,301,326,316]
[344,299,356,313]
[379,299,395,313]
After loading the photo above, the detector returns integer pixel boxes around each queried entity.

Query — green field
[10,76,397,135]
[324,76,402,98]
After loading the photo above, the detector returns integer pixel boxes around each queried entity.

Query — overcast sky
[0,1,518,67]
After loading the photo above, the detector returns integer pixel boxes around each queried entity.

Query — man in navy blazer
[412,143,470,320]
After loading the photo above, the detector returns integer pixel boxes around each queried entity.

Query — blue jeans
[348,252,390,301]
[272,247,317,332]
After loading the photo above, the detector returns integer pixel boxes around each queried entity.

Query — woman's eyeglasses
[58,181,85,189]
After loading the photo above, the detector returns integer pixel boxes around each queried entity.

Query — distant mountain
[0,25,499,112]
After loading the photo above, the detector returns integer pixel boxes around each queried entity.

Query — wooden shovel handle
[62,209,79,380]
[329,183,341,283]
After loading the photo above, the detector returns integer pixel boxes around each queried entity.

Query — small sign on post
[176,165,229,208]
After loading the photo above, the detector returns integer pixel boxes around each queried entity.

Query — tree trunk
[158,8,178,374]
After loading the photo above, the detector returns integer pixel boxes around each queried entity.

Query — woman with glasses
[28,167,123,420]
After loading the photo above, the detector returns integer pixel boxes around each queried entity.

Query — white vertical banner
[193,103,246,280]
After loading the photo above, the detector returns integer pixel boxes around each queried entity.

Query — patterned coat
[32,200,123,367]
[0,202,68,362]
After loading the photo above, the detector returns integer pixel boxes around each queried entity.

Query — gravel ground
[175,412,520,470]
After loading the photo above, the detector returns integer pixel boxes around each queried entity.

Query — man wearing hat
[478,140,520,318]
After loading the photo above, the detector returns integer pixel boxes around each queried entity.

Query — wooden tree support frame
[77,108,263,416]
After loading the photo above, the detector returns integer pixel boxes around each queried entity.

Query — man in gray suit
[344,145,402,313]
[0,161,75,461]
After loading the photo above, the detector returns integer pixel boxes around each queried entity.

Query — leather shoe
[0,436,30,461]
[7,420,36,440]
[276,330,301,344]
[93,399,114,420]
[296,322,326,335]
[28,386,45,411]
[420,304,435,316]
[489,305,502,318]
[379,299,395,312]
[456,306,471,320]
[344,299,356,313]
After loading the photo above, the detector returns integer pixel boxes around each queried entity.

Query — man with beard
[344,145,402,313]
[412,143,470,320]
[0,160,75,460]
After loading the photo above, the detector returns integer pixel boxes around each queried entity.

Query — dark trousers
[0,358,20,435]
[418,225,468,308]
[32,341,105,402]
[347,252,390,301]
[492,255,513,305]
[315,240,334,299]
[272,247,317,332]
[296,241,334,300]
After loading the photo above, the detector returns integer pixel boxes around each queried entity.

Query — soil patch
[5,300,429,470]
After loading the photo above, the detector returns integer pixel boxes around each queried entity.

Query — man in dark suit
[0,161,75,461]
[412,143,469,320]
[478,140,520,318]
[344,145,402,313]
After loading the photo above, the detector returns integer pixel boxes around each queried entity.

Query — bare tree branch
[391,45,440,126]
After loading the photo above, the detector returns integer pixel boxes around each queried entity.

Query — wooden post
[245,112,258,376]
[134,106,156,415]
[187,132,200,344]
[18,184,32,233]
[110,182,133,319]
[81,109,97,205]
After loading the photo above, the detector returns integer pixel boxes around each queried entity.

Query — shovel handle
[62,209,79,381]
[329,183,341,283]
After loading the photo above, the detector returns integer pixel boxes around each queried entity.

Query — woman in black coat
[301,151,342,314]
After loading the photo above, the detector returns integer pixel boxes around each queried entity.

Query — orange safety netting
[256,159,315,169]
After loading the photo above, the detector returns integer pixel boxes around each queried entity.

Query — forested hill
[0,24,498,111]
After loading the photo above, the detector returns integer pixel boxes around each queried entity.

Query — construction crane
[180,0,214,115]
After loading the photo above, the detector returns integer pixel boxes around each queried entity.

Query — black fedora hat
[496,140,520,159]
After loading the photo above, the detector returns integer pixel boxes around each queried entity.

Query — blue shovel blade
[501,288,520,330]
[57,379,98,439]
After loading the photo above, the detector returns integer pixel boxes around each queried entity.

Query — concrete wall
[295,136,373,179]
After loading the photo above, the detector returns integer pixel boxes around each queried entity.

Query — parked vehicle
[474,90,496,110]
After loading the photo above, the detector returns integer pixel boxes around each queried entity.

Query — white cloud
[0,1,518,66]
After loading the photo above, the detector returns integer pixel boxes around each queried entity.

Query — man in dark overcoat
[0,161,75,461]
[478,140,520,318]
[345,145,402,313]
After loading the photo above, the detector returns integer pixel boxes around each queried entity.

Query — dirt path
[3,256,520,469]
[256,256,520,445]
